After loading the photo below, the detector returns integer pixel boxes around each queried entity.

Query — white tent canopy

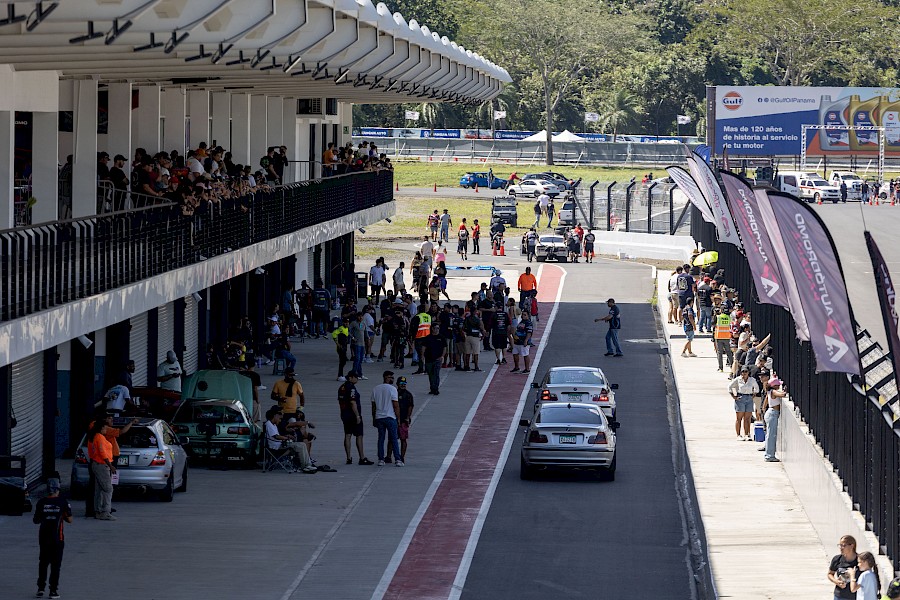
[520,129,587,142]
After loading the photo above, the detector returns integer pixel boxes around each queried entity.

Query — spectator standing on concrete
[420,235,435,271]
[427,211,440,242]
[390,376,415,463]
[462,308,486,372]
[369,259,386,304]
[422,324,446,395]
[728,366,759,441]
[828,535,859,600]
[532,197,543,229]
[712,305,734,373]
[371,371,403,467]
[517,266,538,311]
[762,377,786,462]
[439,209,453,243]
[849,551,880,600]
[675,266,696,316]
[596,298,623,357]
[312,279,332,338]
[332,318,350,381]
[33,477,71,599]
[492,303,511,365]
[457,219,470,260]
[696,276,714,333]
[510,310,534,373]
[338,371,373,465]
[668,267,682,323]
[87,419,116,521]
[157,351,183,392]
[681,303,697,357]
[546,198,555,227]
[583,230,596,262]
[349,312,367,380]
[525,228,538,262]
[393,262,406,295]
[472,219,481,254]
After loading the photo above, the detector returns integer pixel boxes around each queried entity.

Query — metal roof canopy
[0,0,509,104]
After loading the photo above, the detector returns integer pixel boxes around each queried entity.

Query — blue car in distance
[459,172,507,189]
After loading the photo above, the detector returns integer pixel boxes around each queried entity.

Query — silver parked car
[520,402,618,480]
[532,366,619,419]
[71,418,189,502]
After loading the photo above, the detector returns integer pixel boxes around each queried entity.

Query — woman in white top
[762,377,787,462]
[506,299,521,349]
[849,551,880,600]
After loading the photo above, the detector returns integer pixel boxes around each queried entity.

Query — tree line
[354,0,900,147]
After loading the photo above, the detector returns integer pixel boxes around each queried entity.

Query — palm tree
[476,96,510,137]
[420,102,439,134]
[599,90,641,142]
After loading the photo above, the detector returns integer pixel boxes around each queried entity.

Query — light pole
[654,98,664,142]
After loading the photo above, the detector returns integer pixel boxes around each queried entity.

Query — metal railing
[584,181,689,234]
[0,171,393,324]
[691,208,900,573]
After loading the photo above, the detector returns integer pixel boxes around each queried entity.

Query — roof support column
[135,85,160,153]
[162,86,186,156]
[31,111,58,223]
[249,95,268,167]
[107,82,132,164]
[266,96,283,149]
[231,93,250,165]
[188,90,210,149]
[340,102,353,146]
[282,99,297,183]
[0,110,12,229]
[211,92,230,153]
[71,78,98,218]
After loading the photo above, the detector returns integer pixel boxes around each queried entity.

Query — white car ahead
[508,179,562,198]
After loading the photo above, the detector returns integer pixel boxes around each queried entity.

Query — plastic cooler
[753,422,766,442]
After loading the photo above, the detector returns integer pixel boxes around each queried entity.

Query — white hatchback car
[508,179,562,197]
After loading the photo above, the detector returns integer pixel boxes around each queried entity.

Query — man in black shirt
[492,307,510,365]
[478,293,497,351]
[33,478,72,599]
[338,372,373,465]
[422,324,446,395]
[387,376,415,463]
[108,154,130,211]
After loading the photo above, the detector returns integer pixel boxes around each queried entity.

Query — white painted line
[370,361,500,600]
[448,264,568,599]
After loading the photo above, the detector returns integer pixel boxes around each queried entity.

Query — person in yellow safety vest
[712,308,733,373]
[412,307,431,375]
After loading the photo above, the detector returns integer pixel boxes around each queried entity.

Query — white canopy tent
[520,129,587,142]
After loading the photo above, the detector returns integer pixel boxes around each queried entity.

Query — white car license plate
[566,393,584,400]
[116,456,129,466]
[226,456,242,461]
[559,434,577,444]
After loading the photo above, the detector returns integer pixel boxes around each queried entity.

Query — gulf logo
[722,91,743,111]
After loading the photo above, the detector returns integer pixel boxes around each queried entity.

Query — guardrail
[0,171,393,324]
[582,181,689,234]
[691,207,900,574]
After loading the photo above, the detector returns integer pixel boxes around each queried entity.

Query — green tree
[597,89,641,141]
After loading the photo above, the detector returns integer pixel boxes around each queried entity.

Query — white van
[775,171,841,203]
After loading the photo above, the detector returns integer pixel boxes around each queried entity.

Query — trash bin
[356,272,368,300]
[0,456,30,516]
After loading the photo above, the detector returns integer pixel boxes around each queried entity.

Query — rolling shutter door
[11,353,44,484]
[157,302,175,364]
[129,312,149,386]
[183,295,199,375]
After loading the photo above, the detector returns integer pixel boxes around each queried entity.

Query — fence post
[606,181,616,231]
[669,186,675,234]
[647,182,657,234]
[624,181,635,232]
[589,180,599,230]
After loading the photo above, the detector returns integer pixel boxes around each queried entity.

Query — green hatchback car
[171,399,260,465]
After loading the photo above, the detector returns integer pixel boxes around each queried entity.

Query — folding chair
[261,434,295,473]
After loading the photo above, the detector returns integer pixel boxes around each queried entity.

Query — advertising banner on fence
[865,231,900,392]
[713,86,900,156]
[767,191,859,375]
[354,127,392,138]
[666,166,715,224]
[686,152,743,250]
[719,171,790,307]
[420,129,461,139]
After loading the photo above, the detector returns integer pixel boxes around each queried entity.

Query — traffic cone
[499,240,506,256]
[892,197,895,207]
[433,182,437,192]
[876,196,880,206]
[474,183,479,193]
[817,196,822,205]
[492,243,498,256]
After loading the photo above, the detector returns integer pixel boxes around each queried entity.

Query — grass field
[392,162,652,188]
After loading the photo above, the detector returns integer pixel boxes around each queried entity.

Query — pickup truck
[829,171,863,200]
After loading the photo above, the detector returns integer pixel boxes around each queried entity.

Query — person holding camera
[828,535,859,600]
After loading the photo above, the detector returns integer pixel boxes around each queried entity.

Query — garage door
[157,302,175,365]
[129,312,149,386]
[11,353,44,484]
[183,294,199,375]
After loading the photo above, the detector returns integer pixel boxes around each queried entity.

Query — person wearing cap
[761,377,786,462]
[87,419,117,520]
[422,323,446,394]
[156,350,183,393]
[338,371,373,465]
[271,368,305,420]
[97,151,111,182]
[489,269,506,296]
[387,376,415,463]
[33,476,72,599]
[332,317,350,381]
[595,298,623,357]
[108,154,129,211]
[728,366,759,441]
[371,371,403,467]
[696,276,714,333]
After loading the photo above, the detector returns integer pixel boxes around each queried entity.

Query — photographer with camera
[828,535,859,600]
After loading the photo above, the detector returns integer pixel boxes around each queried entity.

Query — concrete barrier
[592,230,695,262]
[779,397,895,586]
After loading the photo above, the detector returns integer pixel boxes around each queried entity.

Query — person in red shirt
[471,219,481,254]
[574,223,585,242]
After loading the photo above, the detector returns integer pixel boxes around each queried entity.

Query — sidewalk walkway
[656,274,829,599]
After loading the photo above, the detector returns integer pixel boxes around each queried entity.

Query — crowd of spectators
[322,140,393,177]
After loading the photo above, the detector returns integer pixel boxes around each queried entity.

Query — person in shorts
[511,310,534,373]
[387,376,414,463]
[728,366,759,441]
[338,372,374,465]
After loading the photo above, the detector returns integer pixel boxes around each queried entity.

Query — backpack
[534,201,541,213]
[530,296,539,316]
[677,275,689,291]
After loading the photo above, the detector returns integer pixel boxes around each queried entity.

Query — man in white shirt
[668,267,682,323]
[420,236,435,270]
[185,152,204,182]
[104,384,131,415]
[393,262,406,295]
[264,409,317,473]
[369,259,386,303]
[156,351,183,392]
[489,269,506,295]
[538,192,550,214]
[728,366,759,441]
[370,371,403,466]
